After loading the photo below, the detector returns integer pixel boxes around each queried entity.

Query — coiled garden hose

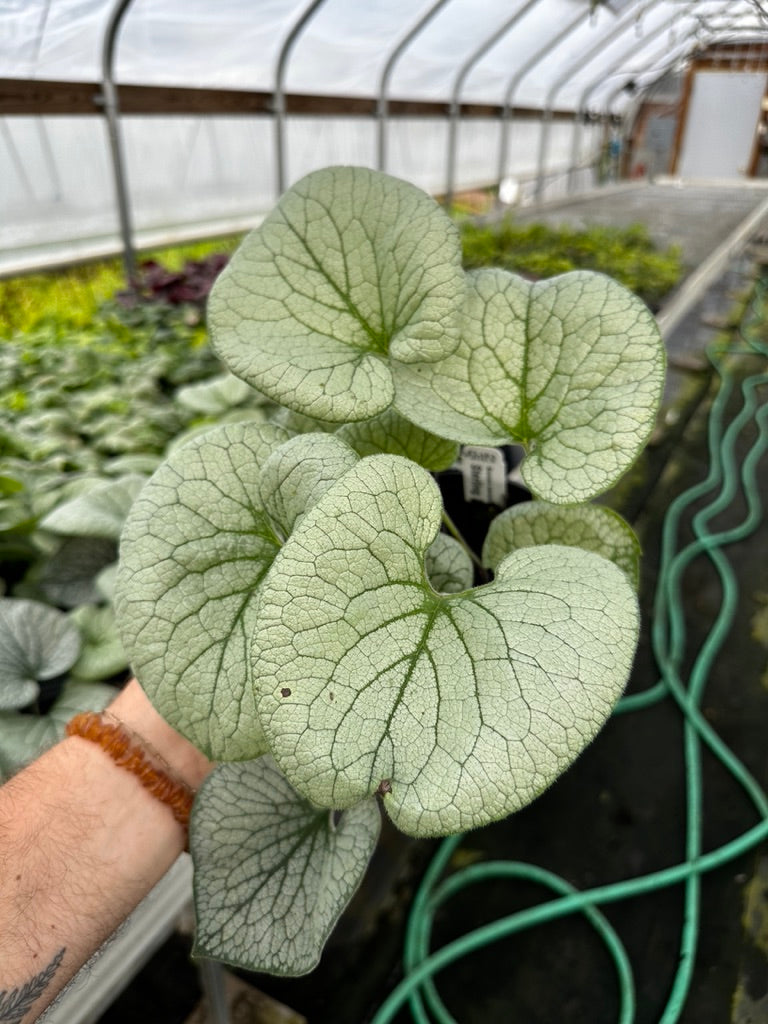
[371,276,768,1024]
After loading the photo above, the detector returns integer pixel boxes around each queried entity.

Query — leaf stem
[441,508,484,572]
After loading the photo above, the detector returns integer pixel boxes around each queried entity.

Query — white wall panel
[0,114,602,274]
[678,71,764,179]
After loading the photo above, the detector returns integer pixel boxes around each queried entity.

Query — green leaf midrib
[470,280,535,446]
[200,812,327,937]
[281,207,391,356]
[507,284,587,448]
[372,598,442,784]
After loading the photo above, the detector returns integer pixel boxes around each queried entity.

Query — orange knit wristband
[66,710,196,837]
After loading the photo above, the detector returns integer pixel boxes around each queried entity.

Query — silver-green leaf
[69,604,128,681]
[0,679,117,781]
[115,422,291,760]
[192,758,380,975]
[260,433,359,539]
[175,373,258,415]
[253,456,639,837]
[39,537,118,609]
[483,501,640,588]
[0,598,81,711]
[425,533,474,594]
[336,407,458,472]
[40,474,147,540]
[208,166,465,423]
[394,268,665,503]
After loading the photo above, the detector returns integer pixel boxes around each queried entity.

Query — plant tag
[460,446,507,505]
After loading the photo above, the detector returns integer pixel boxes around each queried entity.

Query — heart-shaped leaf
[69,604,128,681]
[115,422,290,760]
[208,166,465,423]
[164,423,224,456]
[0,679,117,781]
[175,373,258,415]
[115,426,361,760]
[259,433,359,539]
[192,758,380,975]
[39,537,118,608]
[336,407,458,472]
[94,563,118,602]
[253,456,639,837]
[103,454,163,477]
[41,474,147,540]
[483,501,640,588]
[394,268,665,503]
[0,598,81,710]
[270,406,337,436]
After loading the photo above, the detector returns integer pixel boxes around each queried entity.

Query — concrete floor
[514,180,768,269]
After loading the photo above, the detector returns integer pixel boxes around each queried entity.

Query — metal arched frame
[604,9,768,114]
[101,0,137,283]
[609,43,705,158]
[495,6,591,199]
[91,0,768,286]
[534,0,668,203]
[274,0,328,196]
[603,17,759,121]
[31,0,62,204]
[443,0,542,209]
[376,0,453,173]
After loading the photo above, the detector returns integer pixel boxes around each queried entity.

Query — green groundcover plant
[460,218,682,311]
[0,235,241,339]
[114,165,665,975]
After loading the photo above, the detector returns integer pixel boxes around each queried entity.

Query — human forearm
[0,680,211,1023]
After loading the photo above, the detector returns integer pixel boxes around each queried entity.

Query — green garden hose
[371,276,768,1024]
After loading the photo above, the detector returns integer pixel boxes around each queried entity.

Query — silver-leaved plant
[114,165,665,975]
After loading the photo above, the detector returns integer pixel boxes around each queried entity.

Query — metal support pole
[274,0,327,197]
[534,0,666,204]
[100,0,136,285]
[1,119,36,202]
[444,0,541,210]
[29,0,61,202]
[178,119,204,193]
[376,0,452,173]
[36,121,63,202]
[496,7,588,202]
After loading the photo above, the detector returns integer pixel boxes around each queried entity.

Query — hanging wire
[372,266,768,1024]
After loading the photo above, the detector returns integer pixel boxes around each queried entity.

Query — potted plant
[114,164,665,976]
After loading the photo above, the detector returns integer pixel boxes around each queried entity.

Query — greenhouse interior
[2,1,768,1022]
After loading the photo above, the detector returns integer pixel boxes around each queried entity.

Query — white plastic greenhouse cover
[1,0,767,274]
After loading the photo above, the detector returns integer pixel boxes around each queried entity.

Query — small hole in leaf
[280,687,291,698]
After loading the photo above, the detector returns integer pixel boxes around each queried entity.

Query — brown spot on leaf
[280,688,292,698]
[377,779,392,795]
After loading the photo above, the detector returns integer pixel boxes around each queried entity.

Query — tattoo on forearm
[0,948,65,1024]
